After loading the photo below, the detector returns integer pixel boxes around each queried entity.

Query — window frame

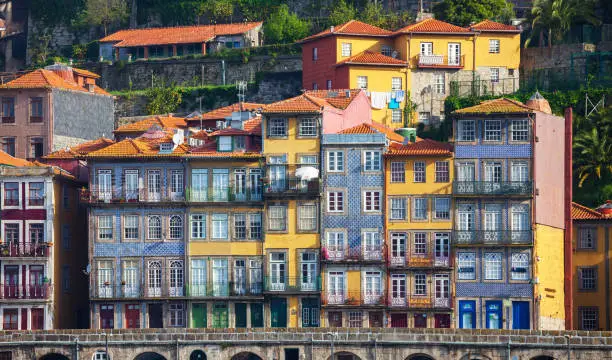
[434,197,450,220]
[298,203,318,232]
[98,216,114,240]
[578,227,596,250]
[327,191,344,213]
[484,252,503,280]
[190,214,206,240]
[363,190,382,212]
[579,266,598,291]
[341,42,352,57]
[484,120,502,142]
[268,118,288,138]
[412,197,428,220]
[510,252,530,281]
[268,204,287,231]
[363,151,382,172]
[327,150,344,172]
[357,76,368,90]
[511,119,530,142]
[413,161,426,183]
[457,120,475,142]
[123,215,139,240]
[391,161,405,183]
[457,252,476,280]
[435,161,449,183]
[489,39,500,54]
[298,117,317,137]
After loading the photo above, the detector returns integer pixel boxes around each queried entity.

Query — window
[62,265,71,292]
[381,45,393,57]
[268,205,287,231]
[62,184,70,209]
[124,215,139,240]
[98,216,113,240]
[363,191,381,212]
[149,46,164,57]
[169,303,184,327]
[578,228,596,249]
[28,182,44,206]
[4,223,19,244]
[327,191,344,212]
[490,68,500,83]
[434,73,445,94]
[3,182,18,206]
[391,77,402,90]
[420,42,433,55]
[390,198,406,220]
[190,259,207,296]
[511,252,530,280]
[93,351,110,360]
[147,215,162,239]
[169,261,183,296]
[484,253,503,280]
[511,119,529,141]
[391,162,405,182]
[434,198,450,219]
[169,215,183,239]
[580,307,599,330]
[418,112,431,125]
[457,120,475,141]
[327,151,344,172]
[341,42,352,57]
[312,47,318,61]
[299,117,317,137]
[234,213,247,239]
[312,82,318,90]
[268,118,287,137]
[30,137,44,158]
[159,143,173,152]
[435,161,449,182]
[511,161,529,182]
[414,274,426,295]
[191,214,206,239]
[30,223,44,243]
[2,97,15,123]
[457,252,476,280]
[212,213,228,239]
[363,151,381,171]
[298,203,317,231]
[326,80,332,90]
[580,267,597,290]
[218,136,232,151]
[357,76,368,89]
[249,213,262,240]
[348,311,362,328]
[30,97,43,122]
[391,109,402,123]
[234,136,245,150]
[413,233,426,254]
[484,120,502,141]
[489,39,500,53]
[412,198,428,220]
[2,137,15,157]
[413,161,425,182]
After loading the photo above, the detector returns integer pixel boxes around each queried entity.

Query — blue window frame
[458,300,476,329]
[512,301,530,329]
[486,300,503,329]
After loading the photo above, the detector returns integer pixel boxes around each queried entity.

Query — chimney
[330,26,335,33]
[45,63,76,84]
[596,200,612,216]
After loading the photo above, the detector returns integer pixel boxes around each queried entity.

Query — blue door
[458,300,476,329]
[512,301,530,329]
[486,300,503,329]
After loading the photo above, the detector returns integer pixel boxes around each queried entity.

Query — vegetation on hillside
[433,0,515,26]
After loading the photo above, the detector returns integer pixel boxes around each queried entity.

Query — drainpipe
[506,338,511,360]
[176,338,180,360]
[564,108,574,330]
[74,338,79,360]
[105,333,109,358]
[221,60,226,85]
[564,334,571,360]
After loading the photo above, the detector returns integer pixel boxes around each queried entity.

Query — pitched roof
[188,141,262,159]
[114,116,187,134]
[262,94,326,114]
[0,69,110,95]
[186,102,264,123]
[396,18,471,34]
[0,151,34,167]
[453,98,534,115]
[85,137,187,158]
[72,67,101,78]
[339,122,405,143]
[335,50,408,67]
[469,20,521,33]
[385,138,453,156]
[100,22,263,47]
[572,202,609,220]
[303,89,361,110]
[299,20,392,43]
[44,138,115,159]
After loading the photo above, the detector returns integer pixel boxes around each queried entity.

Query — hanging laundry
[388,98,400,109]
[370,92,387,109]
[395,90,405,103]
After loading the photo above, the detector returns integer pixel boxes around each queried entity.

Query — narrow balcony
[453,181,533,197]
[80,186,185,204]
[322,245,386,263]
[0,284,51,300]
[321,291,386,307]
[388,294,451,309]
[186,186,263,203]
[263,276,321,294]
[417,54,464,69]
[454,230,533,246]
[92,284,186,299]
[263,177,320,199]
[388,255,450,269]
[187,282,263,298]
[0,243,49,257]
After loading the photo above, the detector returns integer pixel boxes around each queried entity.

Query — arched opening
[133,352,167,360]
[407,355,435,360]
[190,350,207,360]
[329,352,362,360]
[230,353,263,360]
[531,357,556,360]
[39,354,70,360]
[460,355,491,360]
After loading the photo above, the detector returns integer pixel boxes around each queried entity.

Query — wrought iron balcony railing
[322,246,386,263]
[454,230,533,246]
[452,181,533,196]
[263,177,320,198]
[186,281,263,297]
[417,54,465,68]
[0,284,51,299]
[388,255,450,268]
[81,186,185,203]
[263,276,321,293]
[388,294,451,309]
[0,243,49,257]
[321,291,386,306]
[186,187,263,203]
[92,284,185,299]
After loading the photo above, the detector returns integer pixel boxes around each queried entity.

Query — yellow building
[384,137,454,328]
[301,18,521,126]
[572,202,612,330]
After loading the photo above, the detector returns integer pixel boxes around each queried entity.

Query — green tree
[573,126,612,187]
[264,4,311,44]
[358,2,413,30]
[433,0,514,26]
[84,0,129,36]
[29,33,54,68]
[145,79,183,115]
[328,0,357,26]
[198,0,235,23]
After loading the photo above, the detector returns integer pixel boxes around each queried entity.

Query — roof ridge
[572,202,603,218]
[103,21,263,35]
[302,93,328,108]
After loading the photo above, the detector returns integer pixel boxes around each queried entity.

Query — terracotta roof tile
[188,141,262,158]
[470,20,521,32]
[242,118,262,134]
[572,202,611,220]
[339,122,405,143]
[0,69,110,95]
[304,89,361,110]
[100,22,262,47]
[262,94,324,114]
[335,51,407,67]
[209,128,250,136]
[186,102,264,122]
[385,138,453,156]
[114,116,187,134]
[44,138,115,159]
[85,137,187,158]
[0,151,34,167]
[396,18,471,34]
[453,98,533,115]
[72,68,101,78]
[300,20,392,42]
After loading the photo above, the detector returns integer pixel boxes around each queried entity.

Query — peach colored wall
[322,91,372,134]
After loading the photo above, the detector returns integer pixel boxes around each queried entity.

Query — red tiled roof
[339,122,405,143]
[188,140,262,158]
[470,20,521,32]
[114,116,187,134]
[209,128,251,136]
[263,94,325,114]
[0,151,34,167]
[304,89,361,110]
[396,18,471,34]
[186,103,264,122]
[85,137,188,158]
[335,51,408,67]
[72,67,101,78]
[100,22,263,47]
[300,20,392,43]
[453,98,533,115]
[242,118,262,134]
[0,69,110,95]
[385,138,453,156]
[44,138,115,159]
[572,202,611,220]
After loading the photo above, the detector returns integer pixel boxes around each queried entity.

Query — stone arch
[230,352,264,360]
[531,356,556,360]
[189,350,207,360]
[407,354,435,360]
[133,352,167,360]
[328,352,362,360]
[39,354,70,360]
[459,354,492,360]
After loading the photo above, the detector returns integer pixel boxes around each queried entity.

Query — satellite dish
[172,133,184,146]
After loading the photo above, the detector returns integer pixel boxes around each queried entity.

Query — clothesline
[367,90,405,109]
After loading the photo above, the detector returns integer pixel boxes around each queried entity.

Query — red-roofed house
[0,64,114,160]
[99,22,263,61]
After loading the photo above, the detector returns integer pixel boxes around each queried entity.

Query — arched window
[93,351,110,360]
[148,216,162,239]
[147,261,162,297]
[169,260,184,296]
[169,215,183,239]
[190,350,207,360]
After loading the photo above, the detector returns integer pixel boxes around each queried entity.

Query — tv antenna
[236,80,248,111]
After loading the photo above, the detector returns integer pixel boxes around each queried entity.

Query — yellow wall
[335,36,394,63]
[396,34,475,70]
[474,33,520,69]
[534,224,566,330]
[262,116,319,161]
